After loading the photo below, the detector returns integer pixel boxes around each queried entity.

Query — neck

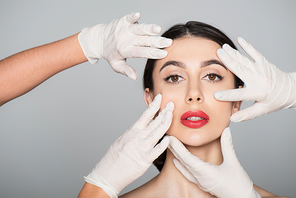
[152,137,222,197]
[184,137,223,165]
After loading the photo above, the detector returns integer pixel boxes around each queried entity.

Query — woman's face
[145,37,241,147]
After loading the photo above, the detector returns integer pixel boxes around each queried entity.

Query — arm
[254,185,288,198]
[0,34,86,106]
[0,12,172,106]
[78,183,110,198]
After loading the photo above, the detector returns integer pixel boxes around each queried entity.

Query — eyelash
[164,73,224,84]
[204,73,224,82]
[164,74,183,84]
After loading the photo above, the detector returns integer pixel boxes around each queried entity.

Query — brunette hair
[143,21,244,171]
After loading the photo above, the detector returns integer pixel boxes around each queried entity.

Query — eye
[204,73,223,82]
[170,75,179,82]
[164,74,183,83]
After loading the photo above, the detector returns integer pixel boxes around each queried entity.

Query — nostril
[197,97,201,101]
[189,98,193,102]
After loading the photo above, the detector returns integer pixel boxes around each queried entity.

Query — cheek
[160,92,180,111]
[208,99,233,127]
[154,86,184,111]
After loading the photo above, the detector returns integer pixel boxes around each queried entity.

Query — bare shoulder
[119,188,139,198]
[254,184,289,198]
[120,183,289,198]
[119,177,158,198]
[119,185,150,198]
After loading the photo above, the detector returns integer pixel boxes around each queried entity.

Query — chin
[170,132,219,147]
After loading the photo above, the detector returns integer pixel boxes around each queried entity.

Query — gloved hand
[84,94,174,198]
[215,37,296,122]
[78,12,172,80]
[168,128,261,198]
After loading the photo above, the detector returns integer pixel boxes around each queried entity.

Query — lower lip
[181,111,209,128]
[181,119,208,128]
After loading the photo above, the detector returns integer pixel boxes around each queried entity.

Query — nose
[188,97,202,102]
[186,82,203,104]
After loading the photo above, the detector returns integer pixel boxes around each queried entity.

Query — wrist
[78,25,104,64]
[78,182,112,198]
[84,171,118,198]
[250,188,262,198]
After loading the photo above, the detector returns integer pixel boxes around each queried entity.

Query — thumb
[220,128,238,166]
[230,102,267,122]
[173,159,197,184]
[214,88,259,102]
[109,60,137,80]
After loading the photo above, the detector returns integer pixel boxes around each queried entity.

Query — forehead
[167,37,220,58]
[154,37,222,70]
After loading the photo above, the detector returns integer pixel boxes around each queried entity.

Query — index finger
[125,12,141,24]
[237,37,264,64]
[217,48,252,83]
[168,136,203,168]
[132,94,162,130]
[130,23,162,35]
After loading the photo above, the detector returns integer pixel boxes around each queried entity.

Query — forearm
[0,33,87,106]
[78,182,110,198]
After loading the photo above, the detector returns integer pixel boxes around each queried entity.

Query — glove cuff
[255,191,262,198]
[84,171,119,198]
[78,26,101,64]
[289,72,296,109]
[243,185,261,198]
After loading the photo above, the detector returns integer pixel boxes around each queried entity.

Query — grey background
[0,0,295,197]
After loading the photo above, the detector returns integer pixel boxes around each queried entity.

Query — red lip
[180,110,209,128]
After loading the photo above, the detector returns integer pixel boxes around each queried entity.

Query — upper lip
[181,110,209,121]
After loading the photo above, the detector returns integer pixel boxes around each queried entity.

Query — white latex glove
[168,128,261,198]
[215,37,296,122]
[78,12,172,80]
[84,94,174,198]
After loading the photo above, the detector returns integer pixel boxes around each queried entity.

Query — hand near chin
[215,37,296,122]
[168,128,261,198]
[84,94,174,198]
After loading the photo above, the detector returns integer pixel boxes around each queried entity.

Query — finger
[130,23,162,35]
[125,12,141,24]
[237,37,265,64]
[173,159,197,183]
[133,94,162,129]
[222,44,255,70]
[168,136,203,168]
[230,102,267,122]
[134,35,172,48]
[148,136,169,160]
[217,48,252,83]
[220,128,239,165]
[214,88,260,102]
[145,110,173,146]
[169,136,214,178]
[129,47,168,59]
[143,101,174,138]
[109,60,137,80]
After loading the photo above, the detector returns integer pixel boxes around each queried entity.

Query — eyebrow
[200,59,227,70]
[159,59,227,72]
[159,61,186,72]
